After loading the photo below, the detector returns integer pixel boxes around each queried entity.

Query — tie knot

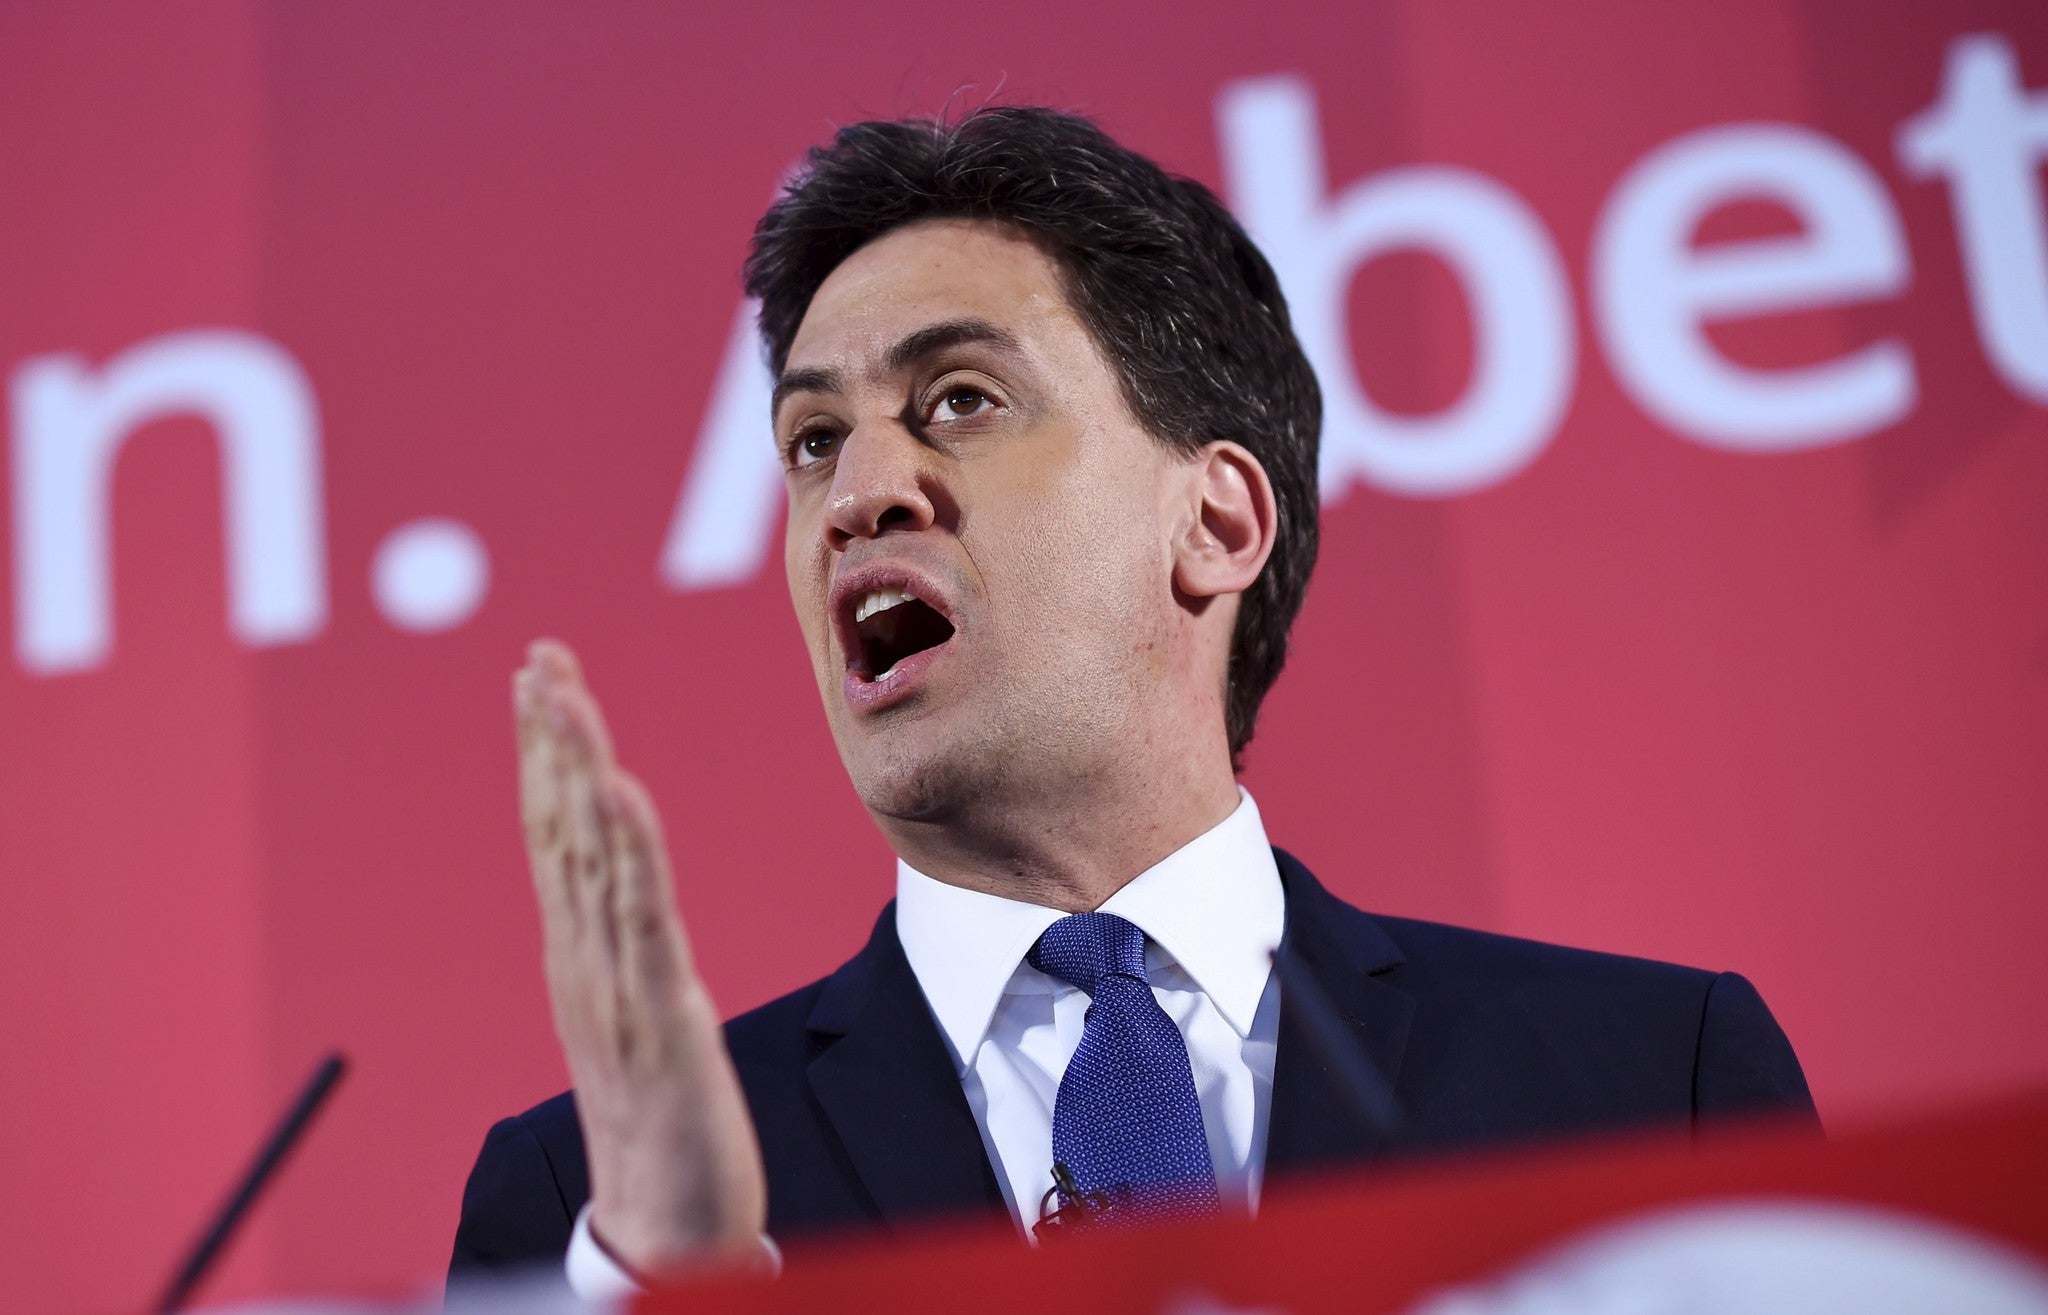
[1028,912,1150,994]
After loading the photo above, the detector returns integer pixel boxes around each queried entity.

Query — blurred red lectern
[638,1091,2048,1314]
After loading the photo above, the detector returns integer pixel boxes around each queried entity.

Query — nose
[822,423,938,551]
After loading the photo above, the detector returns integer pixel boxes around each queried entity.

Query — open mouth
[850,587,956,681]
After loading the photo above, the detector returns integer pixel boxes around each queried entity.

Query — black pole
[153,1051,349,1314]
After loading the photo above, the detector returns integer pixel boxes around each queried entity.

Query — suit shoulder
[494,1090,588,1209]
[1332,907,1811,1134]
[1369,911,1717,996]
[506,1087,580,1140]
[1367,913,1813,1122]
[449,1093,586,1280]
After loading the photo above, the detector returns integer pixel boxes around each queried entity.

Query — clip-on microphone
[1032,1162,1119,1240]
[1027,944,1402,1241]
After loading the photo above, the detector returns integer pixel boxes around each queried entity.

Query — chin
[842,723,1013,827]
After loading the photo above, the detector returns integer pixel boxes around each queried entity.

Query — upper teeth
[854,588,918,625]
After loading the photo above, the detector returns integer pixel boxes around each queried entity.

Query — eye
[931,385,994,422]
[788,425,842,468]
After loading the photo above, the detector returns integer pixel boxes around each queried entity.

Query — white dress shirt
[567,790,1286,1298]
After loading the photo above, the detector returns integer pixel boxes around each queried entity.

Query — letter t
[1899,33,2048,403]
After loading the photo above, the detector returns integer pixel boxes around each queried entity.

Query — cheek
[783,512,832,658]
[1063,438,1176,582]
[994,467,1173,647]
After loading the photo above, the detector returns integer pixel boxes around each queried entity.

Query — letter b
[1218,76,1577,499]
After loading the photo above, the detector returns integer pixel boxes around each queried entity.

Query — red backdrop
[2,2,2044,1309]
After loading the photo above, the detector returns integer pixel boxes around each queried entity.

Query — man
[450,106,1815,1295]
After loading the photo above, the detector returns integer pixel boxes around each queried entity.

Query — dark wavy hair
[744,106,1321,766]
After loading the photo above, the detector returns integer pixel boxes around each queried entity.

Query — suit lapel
[1265,849,1416,1175]
[801,857,1410,1216]
[804,902,1009,1230]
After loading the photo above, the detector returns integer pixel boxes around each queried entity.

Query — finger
[527,636,585,686]
[542,669,619,777]
[514,667,557,829]
[601,769,695,988]
[515,644,628,1066]
[528,639,619,771]
[515,668,580,940]
[555,710,619,971]
[520,660,617,960]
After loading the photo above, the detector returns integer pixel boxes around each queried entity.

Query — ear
[1173,442,1278,603]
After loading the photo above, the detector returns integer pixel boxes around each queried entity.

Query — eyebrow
[770,316,1022,417]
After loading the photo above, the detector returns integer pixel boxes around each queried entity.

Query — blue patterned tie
[1029,912,1221,1222]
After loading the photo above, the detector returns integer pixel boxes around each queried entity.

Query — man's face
[776,218,1197,825]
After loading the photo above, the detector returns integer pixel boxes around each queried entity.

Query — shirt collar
[894,790,1285,1072]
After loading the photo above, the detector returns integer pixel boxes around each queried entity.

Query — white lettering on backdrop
[1593,123,1918,450]
[659,31,2046,595]
[11,330,327,674]
[1900,33,2048,403]
[659,298,782,591]
[1219,76,1579,498]
[6,32,2044,673]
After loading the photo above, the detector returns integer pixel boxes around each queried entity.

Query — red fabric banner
[635,1095,2048,1315]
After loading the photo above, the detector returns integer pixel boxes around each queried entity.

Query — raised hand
[513,639,768,1275]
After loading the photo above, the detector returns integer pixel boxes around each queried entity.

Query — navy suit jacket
[449,850,1815,1277]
